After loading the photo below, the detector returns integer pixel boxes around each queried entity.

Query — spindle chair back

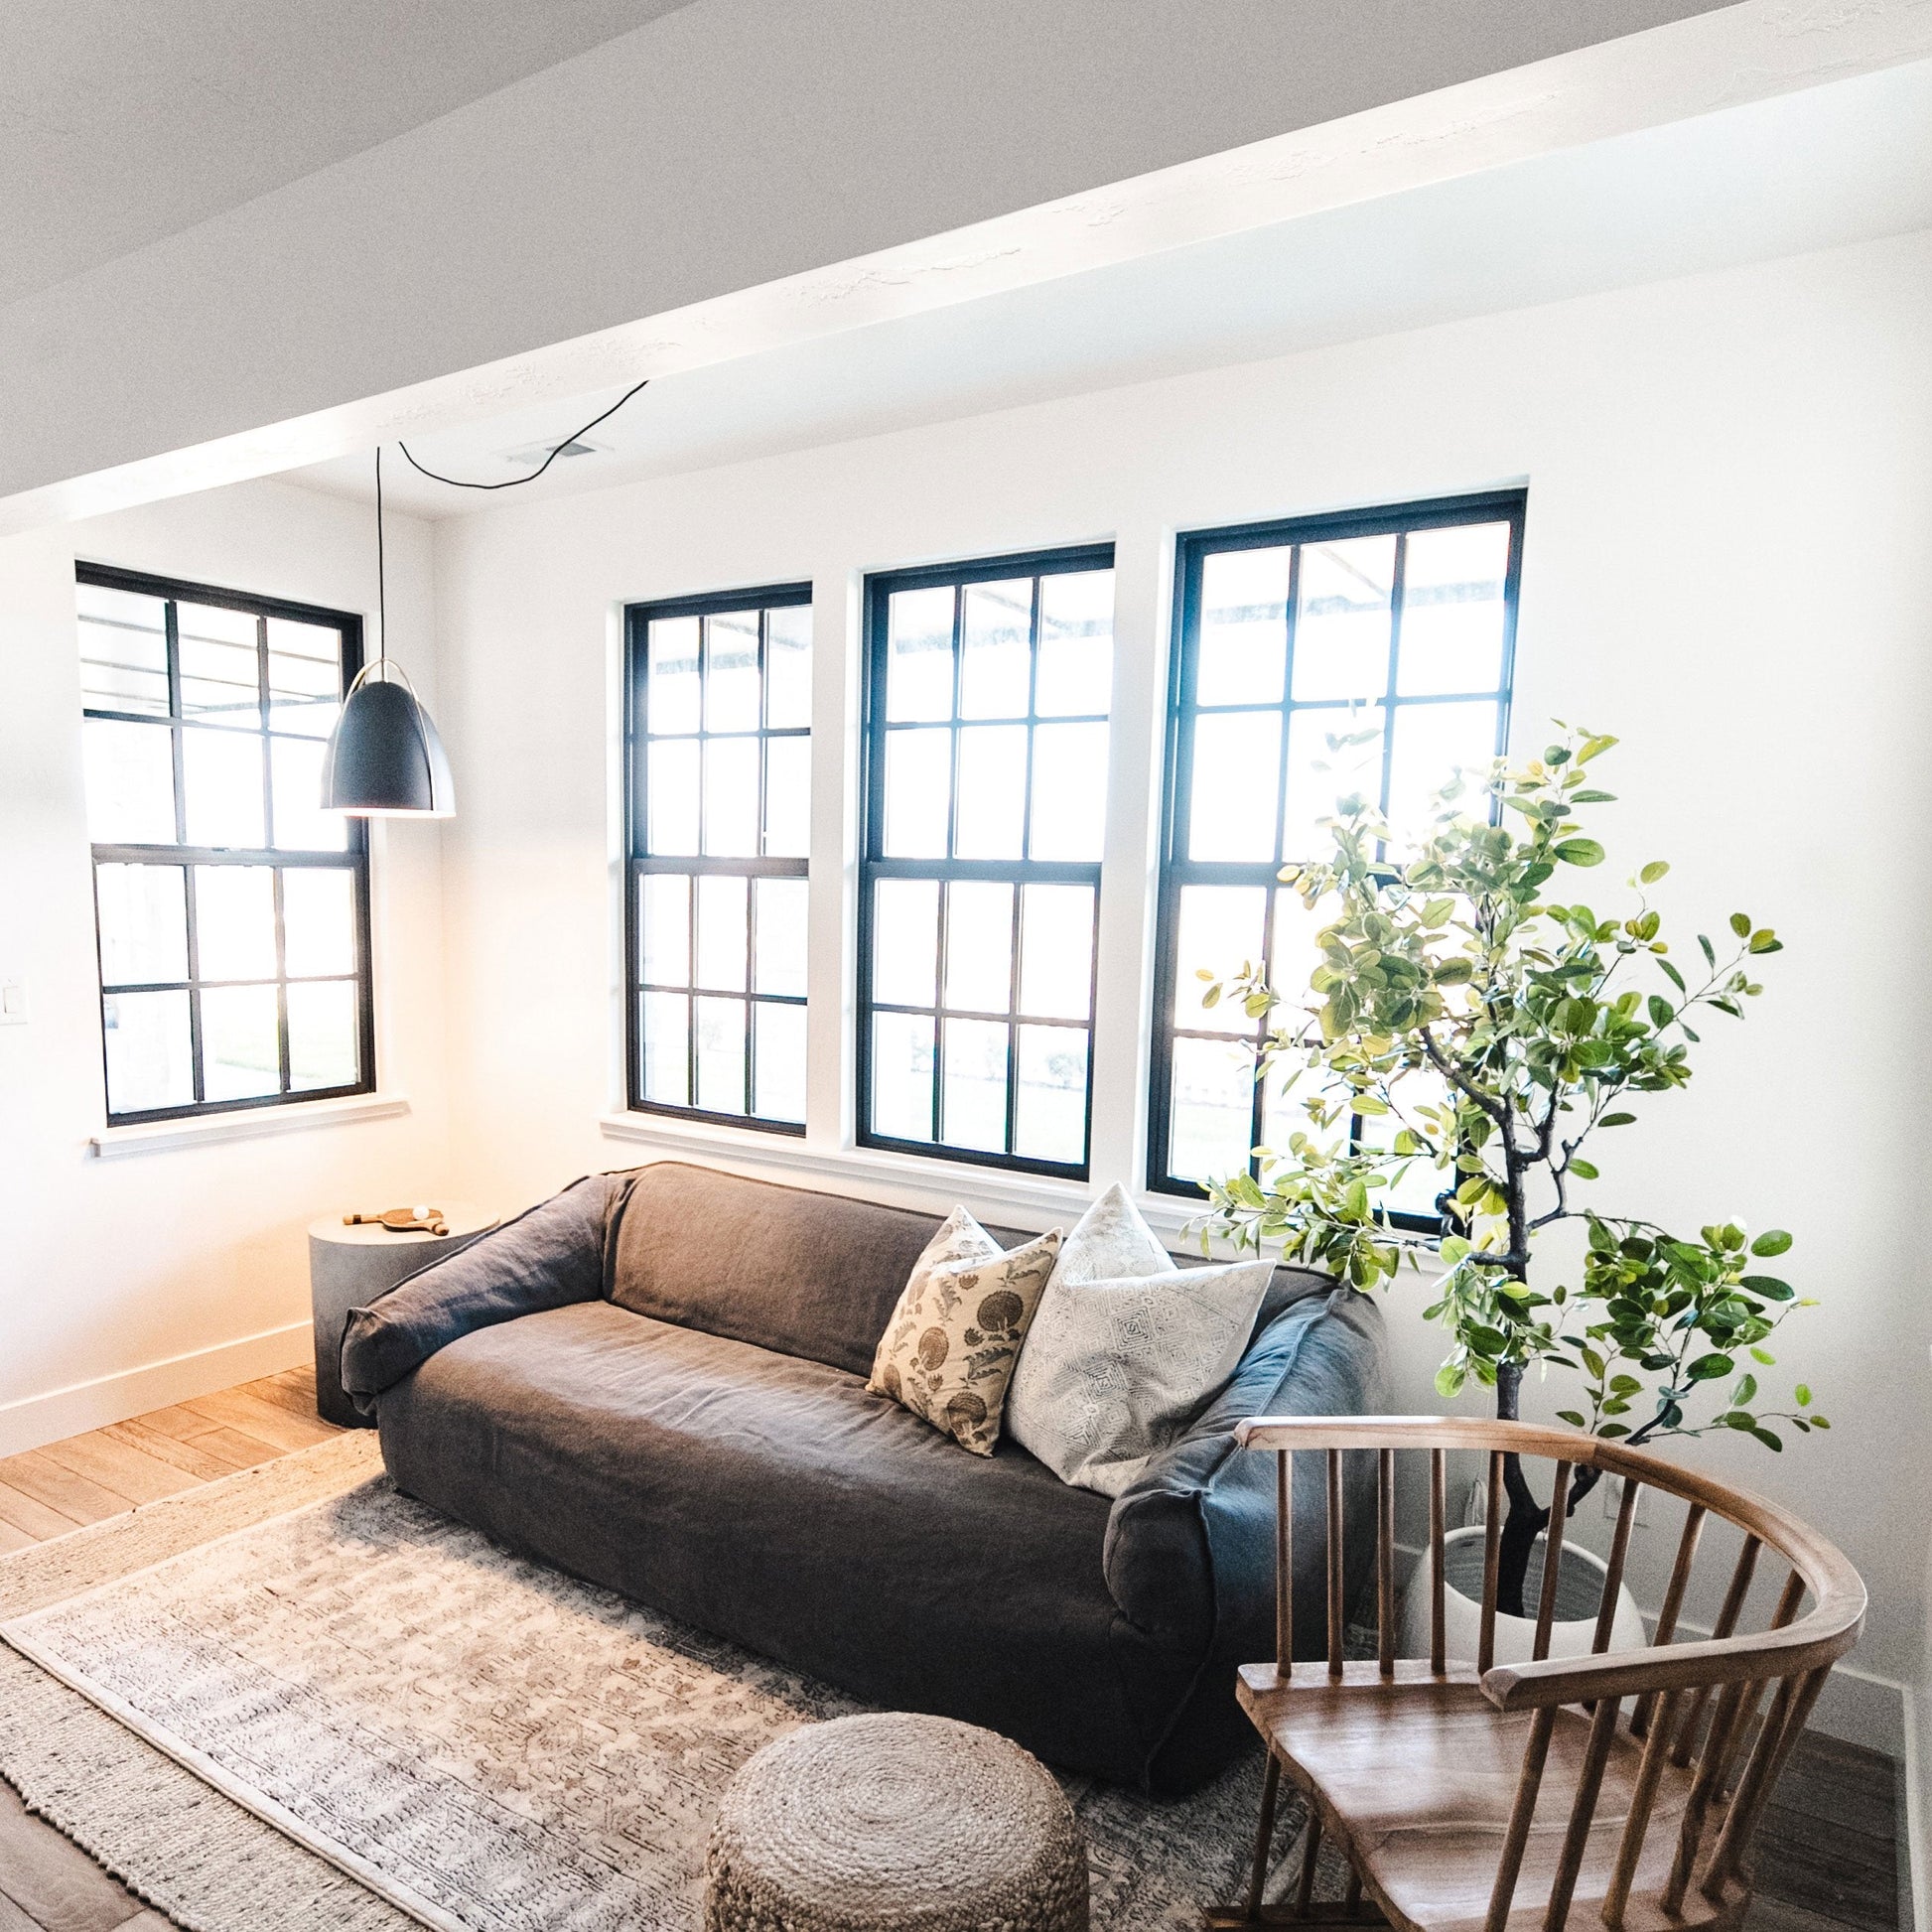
[1205,1418,1863,1932]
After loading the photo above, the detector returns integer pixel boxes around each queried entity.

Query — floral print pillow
[867,1208,1062,1454]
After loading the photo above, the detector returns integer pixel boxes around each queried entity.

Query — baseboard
[1903,1680,1925,1932]
[0,1321,313,1457]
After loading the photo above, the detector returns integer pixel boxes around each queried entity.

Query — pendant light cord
[394,376,651,489]
[374,445,388,674]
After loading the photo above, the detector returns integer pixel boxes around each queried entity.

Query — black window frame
[1146,490,1527,1222]
[78,561,376,1128]
[857,542,1115,1181]
[622,581,814,1135]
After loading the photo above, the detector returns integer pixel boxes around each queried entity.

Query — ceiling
[285,55,1932,522]
[0,0,696,306]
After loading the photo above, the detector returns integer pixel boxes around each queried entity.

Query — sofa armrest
[1102,1283,1388,1660]
[339,1173,629,1414]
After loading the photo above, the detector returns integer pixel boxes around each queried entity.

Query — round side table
[309,1202,496,1428]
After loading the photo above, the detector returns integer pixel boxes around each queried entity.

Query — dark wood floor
[0,1369,1909,1930]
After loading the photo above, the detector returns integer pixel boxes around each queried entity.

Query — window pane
[640,873,691,986]
[1015,1026,1087,1165]
[871,1012,934,1141]
[1187,712,1280,862]
[1196,547,1289,708]
[1173,885,1267,1028]
[641,991,689,1105]
[1028,720,1107,861]
[177,604,260,730]
[696,874,750,992]
[705,611,761,732]
[703,737,760,856]
[1292,535,1395,702]
[958,579,1032,720]
[753,877,807,997]
[77,585,169,716]
[1359,1065,1450,1217]
[1035,570,1113,716]
[287,980,358,1091]
[282,867,356,978]
[195,866,278,981]
[883,727,951,858]
[941,1017,1008,1153]
[944,881,1014,1015]
[1018,885,1093,1021]
[1168,1035,1256,1183]
[647,617,701,734]
[84,718,177,844]
[266,619,344,736]
[753,1000,807,1123]
[1398,523,1510,697]
[646,740,700,855]
[1385,700,1501,844]
[763,735,809,858]
[954,725,1027,860]
[695,995,748,1113]
[873,879,938,1009]
[182,729,264,848]
[764,604,813,729]
[271,736,346,852]
[1271,886,1326,1019]
[887,586,955,721]
[1282,708,1384,864]
[95,864,188,987]
[201,983,281,1101]
[102,990,193,1114]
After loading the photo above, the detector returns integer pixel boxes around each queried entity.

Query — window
[1148,492,1526,1211]
[858,546,1115,1177]
[624,585,813,1131]
[77,564,373,1125]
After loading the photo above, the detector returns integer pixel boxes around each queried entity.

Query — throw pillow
[1006,1182,1274,1497]
[867,1208,1062,1455]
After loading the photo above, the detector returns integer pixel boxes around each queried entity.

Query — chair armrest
[339,1173,629,1414]
[1103,1284,1388,1659]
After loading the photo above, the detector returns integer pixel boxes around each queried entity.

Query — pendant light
[322,447,456,817]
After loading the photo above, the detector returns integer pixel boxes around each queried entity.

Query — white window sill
[597,1108,1208,1239]
[90,1092,411,1161]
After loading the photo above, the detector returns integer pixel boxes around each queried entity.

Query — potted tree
[1199,725,1825,1647]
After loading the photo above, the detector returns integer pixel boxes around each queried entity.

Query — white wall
[427,225,1932,1746]
[0,480,454,1450]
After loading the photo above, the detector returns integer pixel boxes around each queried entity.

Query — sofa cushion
[866,1208,1060,1454]
[606,1162,1038,1377]
[376,1299,1200,1782]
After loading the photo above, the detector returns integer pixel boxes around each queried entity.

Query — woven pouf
[703,1712,1089,1932]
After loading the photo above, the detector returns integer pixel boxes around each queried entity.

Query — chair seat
[1237,1663,1749,1932]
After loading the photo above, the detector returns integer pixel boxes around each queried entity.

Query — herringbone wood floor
[0,1369,1905,1931]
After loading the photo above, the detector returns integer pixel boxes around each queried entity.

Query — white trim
[597,1107,1211,1239]
[1903,1678,1925,1932]
[0,1320,312,1458]
[88,1091,411,1160]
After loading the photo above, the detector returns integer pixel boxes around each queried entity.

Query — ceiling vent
[501,437,608,467]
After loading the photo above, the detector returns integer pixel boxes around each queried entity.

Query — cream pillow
[867,1208,1061,1455]
[1006,1183,1273,1497]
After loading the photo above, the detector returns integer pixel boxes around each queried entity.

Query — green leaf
[1639,861,1670,885]
[1571,789,1617,803]
[1795,1383,1812,1407]
[1728,912,1752,939]
[1556,1410,1587,1428]
[1647,995,1674,1030]
[1686,1352,1734,1382]
[1698,934,1717,969]
[1569,1158,1598,1180]
[1555,838,1605,868]
[1658,959,1686,994]
[1749,1229,1793,1258]
[1599,1111,1636,1127]
[1750,1427,1784,1452]
[1435,1363,1466,1399]
[1577,734,1619,764]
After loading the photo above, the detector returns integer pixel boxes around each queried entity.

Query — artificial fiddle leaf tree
[1200,726,1824,1617]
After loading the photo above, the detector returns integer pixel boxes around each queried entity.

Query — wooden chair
[1205,1418,1864,1932]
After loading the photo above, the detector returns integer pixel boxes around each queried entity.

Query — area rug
[0,1436,1328,1931]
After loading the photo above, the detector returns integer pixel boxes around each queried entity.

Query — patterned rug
[0,1438,1326,1930]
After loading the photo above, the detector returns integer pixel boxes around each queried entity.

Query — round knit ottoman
[703,1713,1089,1932]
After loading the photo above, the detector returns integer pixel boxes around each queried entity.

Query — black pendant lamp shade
[322,663,455,816]
[321,444,455,817]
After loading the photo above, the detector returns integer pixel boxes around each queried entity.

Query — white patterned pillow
[1006,1183,1273,1496]
[867,1208,1061,1455]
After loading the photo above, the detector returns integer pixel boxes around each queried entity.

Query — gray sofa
[340,1162,1387,1793]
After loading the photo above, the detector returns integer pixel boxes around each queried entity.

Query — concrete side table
[309,1202,496,1427]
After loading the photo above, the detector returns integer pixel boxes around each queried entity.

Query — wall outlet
[1600,1472,1653,1528]
[0,979,25,1026]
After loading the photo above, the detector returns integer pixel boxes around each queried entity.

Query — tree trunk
[1492,1362,1547,1620]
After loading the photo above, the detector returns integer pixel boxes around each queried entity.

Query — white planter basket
[1398,1522,1646,1666]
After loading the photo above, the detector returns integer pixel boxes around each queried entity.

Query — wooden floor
[0,1369,1908,1931]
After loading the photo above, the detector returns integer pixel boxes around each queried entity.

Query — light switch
[0,979,27,1025]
